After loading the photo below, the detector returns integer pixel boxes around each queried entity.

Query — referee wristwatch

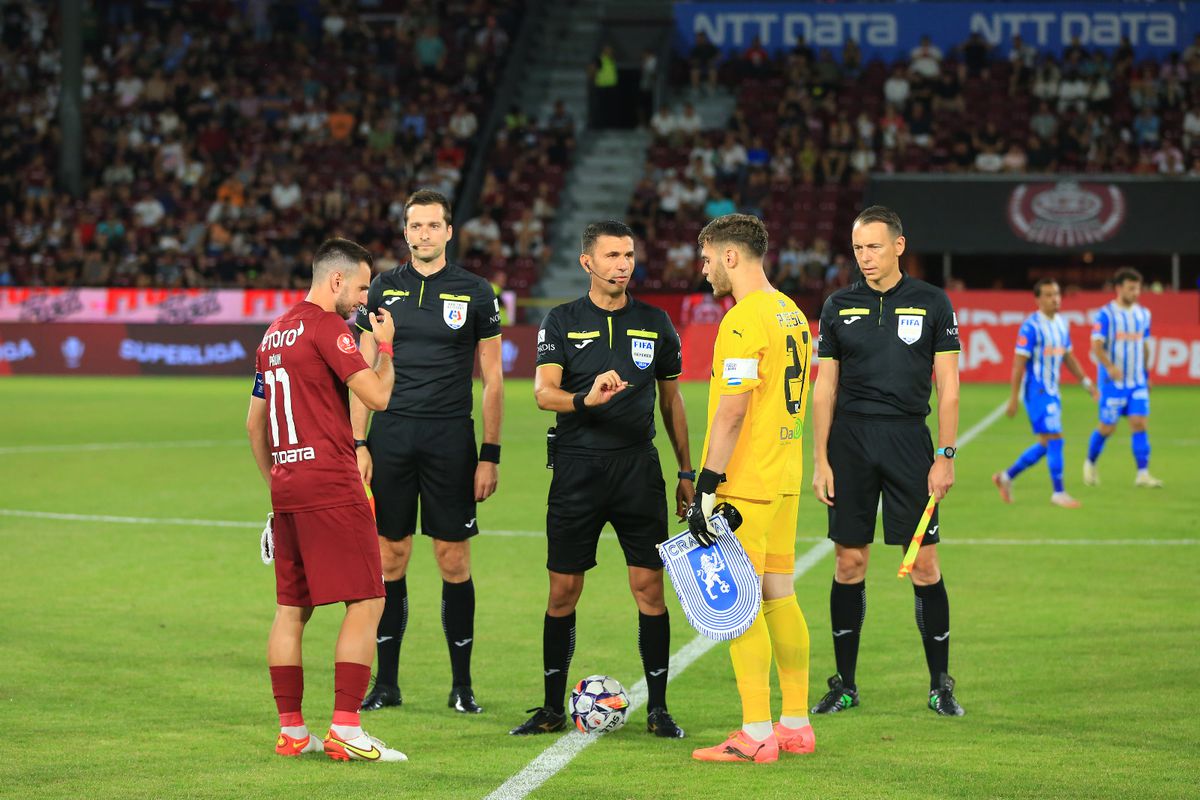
[354,439,369,449]
[936,446,956,459]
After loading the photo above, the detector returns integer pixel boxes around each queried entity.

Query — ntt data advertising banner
[865,176,1200,255]
[674,3,1200,61]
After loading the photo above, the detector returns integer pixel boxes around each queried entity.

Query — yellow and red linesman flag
[897,494,937,578]
[364,483,376,517]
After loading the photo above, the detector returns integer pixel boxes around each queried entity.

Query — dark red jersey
[253,301,369,512]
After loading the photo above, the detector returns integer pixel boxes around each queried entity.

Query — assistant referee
[351,189,503,715]
[809,206,965,716]
[509,221,692,739]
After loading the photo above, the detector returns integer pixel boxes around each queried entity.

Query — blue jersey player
[993,279,1098,508]
[1084,268,1163,488]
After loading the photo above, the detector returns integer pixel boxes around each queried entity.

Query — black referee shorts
[368,414,478,542]
[546,446,668,573]
[826,413,941,548]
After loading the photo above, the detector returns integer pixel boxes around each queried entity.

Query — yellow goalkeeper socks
[729,612,773,724]
[763,594,810,720]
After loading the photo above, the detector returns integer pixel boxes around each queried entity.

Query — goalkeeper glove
[685,468,724,547]
[260,512,275,565]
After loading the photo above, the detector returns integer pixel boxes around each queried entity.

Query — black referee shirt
[817,275,959,418]
[536,294,682,452]
[355,262,501,419]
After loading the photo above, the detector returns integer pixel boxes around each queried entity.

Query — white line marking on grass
[483,538,834,800]
[0,508,260,528]
[3,510,1192,548]
[0,439,243,455]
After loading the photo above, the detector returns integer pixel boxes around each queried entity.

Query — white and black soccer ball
[568,675,630,734]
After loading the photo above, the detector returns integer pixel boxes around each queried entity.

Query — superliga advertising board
[674,2,1200,62]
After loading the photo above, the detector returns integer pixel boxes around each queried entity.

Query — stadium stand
[0,0,521,289]
[624,28,1200,296]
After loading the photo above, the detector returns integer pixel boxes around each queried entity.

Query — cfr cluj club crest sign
[1007,181,1126,247]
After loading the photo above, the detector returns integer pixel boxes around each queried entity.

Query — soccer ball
[569,675,630,734]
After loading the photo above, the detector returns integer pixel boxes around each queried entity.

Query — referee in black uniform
[509,221,693,738]
[809,206,965,716]
[351,189,503,714]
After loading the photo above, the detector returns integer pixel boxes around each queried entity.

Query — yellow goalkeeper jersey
[700,289,812,501]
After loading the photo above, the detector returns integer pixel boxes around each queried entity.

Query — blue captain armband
[252,371,266,398]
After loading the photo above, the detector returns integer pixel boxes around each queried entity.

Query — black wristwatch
[678,470,696,481]
[936,446,956,459]
[354,439,369,449]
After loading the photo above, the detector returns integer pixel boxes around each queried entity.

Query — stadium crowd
[628,30,1200,292]
[0,0,521,289]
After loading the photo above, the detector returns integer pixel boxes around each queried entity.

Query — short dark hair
[697,213,769,258]
[1033,278,1058,297]
[581,220,635,254]
[403,189,452,225]
[312,237,373,279]
[1113,267,1143,285]
[853,205,904,239]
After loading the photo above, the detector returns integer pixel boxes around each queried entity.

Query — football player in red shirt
[247,238,406,762]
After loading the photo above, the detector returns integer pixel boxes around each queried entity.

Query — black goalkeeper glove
[685,469,724,547]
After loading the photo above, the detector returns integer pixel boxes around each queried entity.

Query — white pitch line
[483,539,834,800]
[0,439,243,455]
[0,508,260,528]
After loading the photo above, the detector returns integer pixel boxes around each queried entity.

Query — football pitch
[0,377,1196,800]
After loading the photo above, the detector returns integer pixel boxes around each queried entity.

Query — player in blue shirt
[993,279,1098,507]
[1084,268,1163,488]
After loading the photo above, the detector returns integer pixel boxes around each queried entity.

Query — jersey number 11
[263,367,298,447]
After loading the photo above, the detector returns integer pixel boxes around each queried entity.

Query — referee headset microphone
[582,253,619,285]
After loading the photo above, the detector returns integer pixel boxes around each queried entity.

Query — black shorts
[368,414,478,542]
[546,446,668,573]
[826,413,941,547]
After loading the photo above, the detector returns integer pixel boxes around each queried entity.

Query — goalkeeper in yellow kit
[687,214,814,764]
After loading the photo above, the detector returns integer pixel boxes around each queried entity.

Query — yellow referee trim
[935,349,961,354]
[626,329,658,339]
[439,293,472,301]
[839,308,871,316]
[567,331,600,339]
[383,289,410,297]
[661,372,681,379]
[535,362,563,369]
[894,307,927,315]
[478,333,502,341]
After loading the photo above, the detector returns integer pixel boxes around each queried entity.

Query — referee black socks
[829,579,866,691]
[375,577,408,687]
[913,578,950,691]
[638,610,670,710]
[442,578,476,688]
[543,612,576,713]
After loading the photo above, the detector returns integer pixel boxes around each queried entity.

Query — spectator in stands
[1058,69,1089,113]
[1133,106,1161,146]
[449,102,479,143]
[1002,140,1028,172]
[690,31,720,93]
[511,206,547,265]
[716,132,748,181]
[676,103,703,139]
[1008,34,1036,95]
[884,64,911,109]
[1161,77,1185,111]
[909,35,943,80]
[933,71,965,114]
[842,38,862,78]
[958,31,991,80]
[1129,65,1161,110]
[678,177,708,220]
[415,24,447,74]
[813,50,840,95]
[703,191,736,220]
[686,152,716,185]
[1032,58,1061,102]
[1027,134,1057,171]
[651,105,678,140]
[664,241,695,286]
[1183,104,1200,149]
[822,113,853,180]
[744,36,770,75]
[476,14,510,56]
[657,169,684,220]
[849,139,876,178]
[1088,72,1112,113]
[461,210,502,257]
[738,169,769,218]
[1030,101,1059,141]
[639,48,658,127]
[1153,138,1185,174]
[879,104,908,150]
[908,104,934,149]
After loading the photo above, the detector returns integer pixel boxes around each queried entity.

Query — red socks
[332,661,371,727]
[269,665,305,728]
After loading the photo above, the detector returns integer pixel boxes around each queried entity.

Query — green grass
[0,378,1197,799]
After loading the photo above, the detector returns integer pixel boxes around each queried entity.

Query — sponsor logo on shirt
[337,332,357,354]
[260,321,305,351]
[272,446,316,465]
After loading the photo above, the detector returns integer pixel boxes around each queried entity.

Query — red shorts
[273,502,384,607]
